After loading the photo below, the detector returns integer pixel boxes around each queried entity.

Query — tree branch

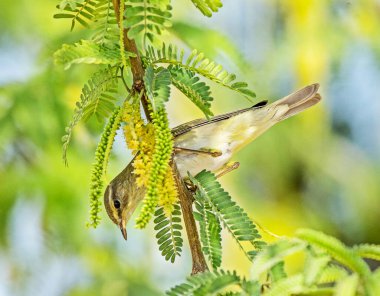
[172,163,209,275]
[112,0,208,275]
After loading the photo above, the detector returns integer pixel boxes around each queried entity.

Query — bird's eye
[113,199,121,209]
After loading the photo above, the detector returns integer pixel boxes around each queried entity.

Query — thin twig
[119,66,131,92]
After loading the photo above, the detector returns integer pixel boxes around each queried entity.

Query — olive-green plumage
[104,84,321,239]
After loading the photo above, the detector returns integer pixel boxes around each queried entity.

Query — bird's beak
[119,219,127,240]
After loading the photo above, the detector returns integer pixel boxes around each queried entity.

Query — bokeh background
[1,0,379,295]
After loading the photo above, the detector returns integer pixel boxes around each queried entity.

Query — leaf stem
[119,66,131,92]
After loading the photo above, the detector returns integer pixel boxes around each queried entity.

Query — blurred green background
[1,0,379,294]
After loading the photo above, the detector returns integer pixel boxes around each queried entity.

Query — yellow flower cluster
[122,98,155,187]
[122,98,178,228]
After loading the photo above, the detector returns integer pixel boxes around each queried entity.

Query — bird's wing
[171,100,268,138]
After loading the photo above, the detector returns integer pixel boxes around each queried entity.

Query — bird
[104,83,322,240]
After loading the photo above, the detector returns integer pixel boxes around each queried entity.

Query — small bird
[104,83,321,239]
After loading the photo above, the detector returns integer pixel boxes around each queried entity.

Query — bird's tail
[271,83,321,122]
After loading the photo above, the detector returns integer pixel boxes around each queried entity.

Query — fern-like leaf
[166,270,241,296]
[368,269,380,296]
[318,265,348,284]
[353,244,380,261]
[147,43,255,100]
[92,0,119,46]
[54,40,132,70]
[125,0,172,45]
[334,274,359,296]
[62,66,120,165]
[296,229,371,277]
[303,249,330,287]
[194,196,222,269]
[251,239,306,280]
[189,170,264,262]
[144,65,171,111]
[263,274,304,296]
[169,65,213,118]
[88,107,121,227]
[269,262,287,284]
[190,0,223,17]
[154,205,183,263]
[54,0,97,31]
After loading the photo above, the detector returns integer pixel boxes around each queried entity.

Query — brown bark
[172,163,209,275]
[112,0,208,275]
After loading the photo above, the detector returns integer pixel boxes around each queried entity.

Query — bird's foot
[174,147,222,157]
[216,161,240,178]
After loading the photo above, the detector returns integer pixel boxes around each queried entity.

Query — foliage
[54,0,97,31]
[125,0,172,46]
[154,204,183,263]
[190,0,223,17]
[92,0,119,46]
[194,193,222,270]
[146,43,256,100]
[144,65,171,111]
[190,170,265,265]
[61,66,120,165]
[169,65,213,118]
[54,40,128,70]
[167,270,243,296]
[169,229,380,295]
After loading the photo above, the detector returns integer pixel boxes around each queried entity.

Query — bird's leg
[173,147,222,157]
[216,161,240,178]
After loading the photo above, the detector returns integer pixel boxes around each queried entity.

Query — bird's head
[103,159,145,240]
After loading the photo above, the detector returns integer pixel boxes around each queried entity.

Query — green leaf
[144,65,171,111]
[296,229,371,277]
[54,40,133,70]
[353,244,380,261]
[54,0,96,30]
[303,249,330,287]
[166,270,241,296]
[147,43,255,100]
[251,239,306,280]
[154,205,183,263]
[125,0,172,46]
[262,274,304,296]
[169,65,213,118]
[62,66,119,165]
[194,198,222,269]
[190,0,223,17]
[317,265,348,284]
[334,274,359,296]
[189,170,264,262]
[91,0,119,46]
[269,262,287,283]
